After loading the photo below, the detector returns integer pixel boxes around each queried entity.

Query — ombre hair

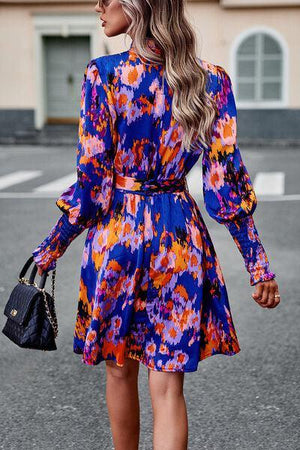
[118,0,218,152]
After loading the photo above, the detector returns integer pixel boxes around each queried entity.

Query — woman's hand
[36,264,44,277]
[252,278,280,308]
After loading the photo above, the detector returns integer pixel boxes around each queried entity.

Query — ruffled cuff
[32,241,57,272]
[250,269,276,286]
[32,214,85,272]
[224,215,276,287]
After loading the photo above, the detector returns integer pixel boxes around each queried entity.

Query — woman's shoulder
[85,51,129,76]
[198,57,228,79]
[198,57,232,96]
[198,57,216,73]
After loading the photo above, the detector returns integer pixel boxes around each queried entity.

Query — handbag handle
[29,264,48,289]
[19,255,34,279]
[19,255,49,290]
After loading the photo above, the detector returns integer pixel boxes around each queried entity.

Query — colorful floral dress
[32,39,276,372]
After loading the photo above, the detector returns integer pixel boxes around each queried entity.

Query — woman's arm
[32,58,116,272]
[202,64,276,287]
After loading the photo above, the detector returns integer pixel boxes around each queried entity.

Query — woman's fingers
[265,285,277,308]
[36,264,44,276]
[252,283,263,302]
[260,284,269,307]
[268,288,281,308]
[252,280,280,309]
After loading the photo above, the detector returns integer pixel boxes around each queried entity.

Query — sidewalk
[0,124,78,146]
[1,123,300,148]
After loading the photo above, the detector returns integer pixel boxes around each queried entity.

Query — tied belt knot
[114,172,189,195]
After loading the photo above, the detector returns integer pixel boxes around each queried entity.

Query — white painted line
[253,172,285,195]
[256,194,300,201]
[0,170,42,190]
[0,192,59,198]
[34,173,76,192]
[187,166,203,199]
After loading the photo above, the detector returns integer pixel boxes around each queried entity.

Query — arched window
[236,32,284,104]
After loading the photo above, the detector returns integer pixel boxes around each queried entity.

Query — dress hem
[73,345,241,373]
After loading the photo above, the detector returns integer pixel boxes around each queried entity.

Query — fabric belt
[114,172,189,195]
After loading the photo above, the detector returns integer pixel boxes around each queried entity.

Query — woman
[32,0,280,449]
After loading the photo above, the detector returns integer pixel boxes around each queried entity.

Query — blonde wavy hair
[118,0,218,152]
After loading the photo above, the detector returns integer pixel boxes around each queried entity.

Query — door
[44,35,91,123]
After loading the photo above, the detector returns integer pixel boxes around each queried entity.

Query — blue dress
[32,38,276,371]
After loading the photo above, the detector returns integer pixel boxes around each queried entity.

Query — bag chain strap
[19,269,58,338]
[41,269,58,338]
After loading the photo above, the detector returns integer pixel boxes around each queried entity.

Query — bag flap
[4,283,41,326]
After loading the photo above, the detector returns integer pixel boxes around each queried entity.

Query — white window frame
[221,0,300,7]
[230,26,289,109]
[33,14,106,130]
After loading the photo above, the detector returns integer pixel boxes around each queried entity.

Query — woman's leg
[148,369,188,450]
[105,358,140,450]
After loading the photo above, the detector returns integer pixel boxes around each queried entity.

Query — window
[236,32,283,103]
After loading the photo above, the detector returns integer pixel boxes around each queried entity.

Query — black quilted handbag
[2,255,58,351]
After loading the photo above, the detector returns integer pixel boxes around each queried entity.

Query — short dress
[32,38,276,372]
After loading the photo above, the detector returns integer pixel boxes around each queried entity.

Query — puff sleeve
[32,58,116,272]
[202,65,276,286]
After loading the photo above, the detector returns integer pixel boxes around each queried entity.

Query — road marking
[0,192,60,198]
[187,168,288,198]
[0,170,42,190]
[34,173,76,192]
[187,168,203,198]
[0,169,298,201]
[256,194,300,201]
[253,172,285,195]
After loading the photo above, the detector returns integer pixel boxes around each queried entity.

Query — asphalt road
[0,145,299,450]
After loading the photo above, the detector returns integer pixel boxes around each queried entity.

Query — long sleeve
[202,65,276,286]
[32,58,116,272]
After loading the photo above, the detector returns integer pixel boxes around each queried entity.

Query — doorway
[43,35,91,124]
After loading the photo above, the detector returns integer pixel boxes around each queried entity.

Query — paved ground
[0,145,299,450]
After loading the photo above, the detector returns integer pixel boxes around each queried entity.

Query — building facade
[0,0,299,141]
